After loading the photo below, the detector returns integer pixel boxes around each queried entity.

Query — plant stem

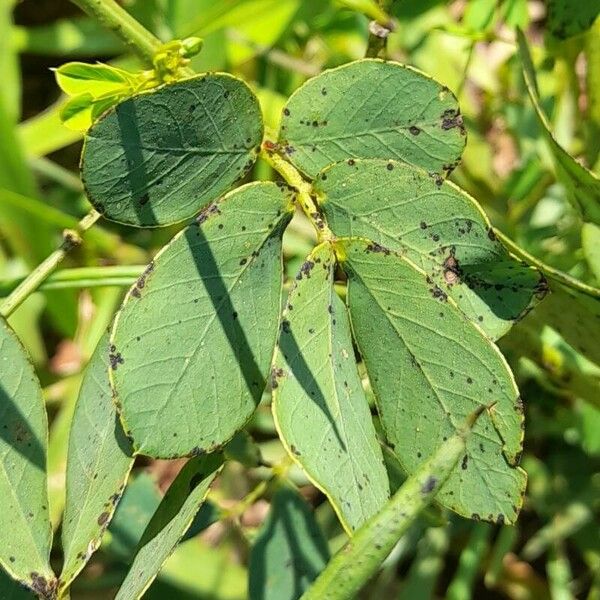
[365,0,394,58]
[301,406,486,600]
[494,228,600,298]
[0,265,145,296]
[69,0,162,66]
[0,210,102,318]
[260,145,334,243]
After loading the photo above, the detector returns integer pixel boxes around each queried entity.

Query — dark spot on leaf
[409,125,421,135]
[461,455,468,470]
[97,512,110,526]
[290,444,301,456]
[421,476,437,494]
[386,163,394,171]
[283,108,290,116]
[109,350,124,370]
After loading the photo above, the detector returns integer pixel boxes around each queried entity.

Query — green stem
[0,265,145,295]
[301,406,486,600]
[260,145,334,243]
[364,0,394,58]
[69,0,162,65]
[494,228,600,298]
[0,210,102,318]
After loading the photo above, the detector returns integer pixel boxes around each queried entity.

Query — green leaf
[105,473,162,562]
[60,333,134,592]
[582,223,600,282]
[301,410,480,600]
[339,238,527,523]
[517,29,600,225]
[110,182,294,458]
[534,283,600,366]
[545,0,600,38]
[278,59,466,180]
[272,243,390,532]
[54,62,137,97]
[0,568,35,600]
[249,485,330,600]
[0,319,55,595]
[116,454,223,600]
[315,159,546,340]
[81,74,264,227]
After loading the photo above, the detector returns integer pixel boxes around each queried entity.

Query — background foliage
[1,0,599,598]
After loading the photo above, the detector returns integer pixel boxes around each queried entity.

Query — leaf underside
[60,332,134,591]
[341,238,527,523]
[279,59,466,180]
[273,243,390,533]
[315,159,546,340]
[81,73,263,227]
[0,319,54,594]
[110,182,294,459]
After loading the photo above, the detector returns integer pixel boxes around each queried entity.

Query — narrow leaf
[81,74,264,226]
[249,485,330,600]
[315,159,546,340]
[517,29,600,225]
[0,319,55,596]
[110,182,294,458]
[340,238,526,523]
[278,59,466,180]
[115,454,223,600]
[301,410,481,600]
[60,332,134,592]
[273,243,390,532]
[534,283,600,366]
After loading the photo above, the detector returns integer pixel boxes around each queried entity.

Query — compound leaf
[340,238,526,523]
[110,182,294,458]
[316,159,546,340]
[0,319,55,595]
[81,74,263,227]
[60,332,134,592]
[273,243,389,533]
[278,59,466,180]
[116,454,222,600]
[249,485,330,600]
[517,29,600,225]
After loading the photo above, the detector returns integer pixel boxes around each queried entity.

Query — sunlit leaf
[81,74,263,226]
[315,159,546,340]
[116,454,222,600]
[339,238,526,523]
[278,59,466,180]
[249,485,330,600]
[0,319,55,595]
[273,243,389,532]
[54,62,137,97]
[110,182,294,458]
[60,333,134,592]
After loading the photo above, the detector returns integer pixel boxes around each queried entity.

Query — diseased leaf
[302,410,479,600]
[249,485,330,600]
[273,243,389,532]
[340,238,527,523]
[517,29,600,225]
[60,332,134,592]
[115,454,223,600]
[110,182,294,458]
[545,0,600,38]
[315,159,546,340]
[0,319,55,596]
[278,59,466,180]
[81,74,263,227]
